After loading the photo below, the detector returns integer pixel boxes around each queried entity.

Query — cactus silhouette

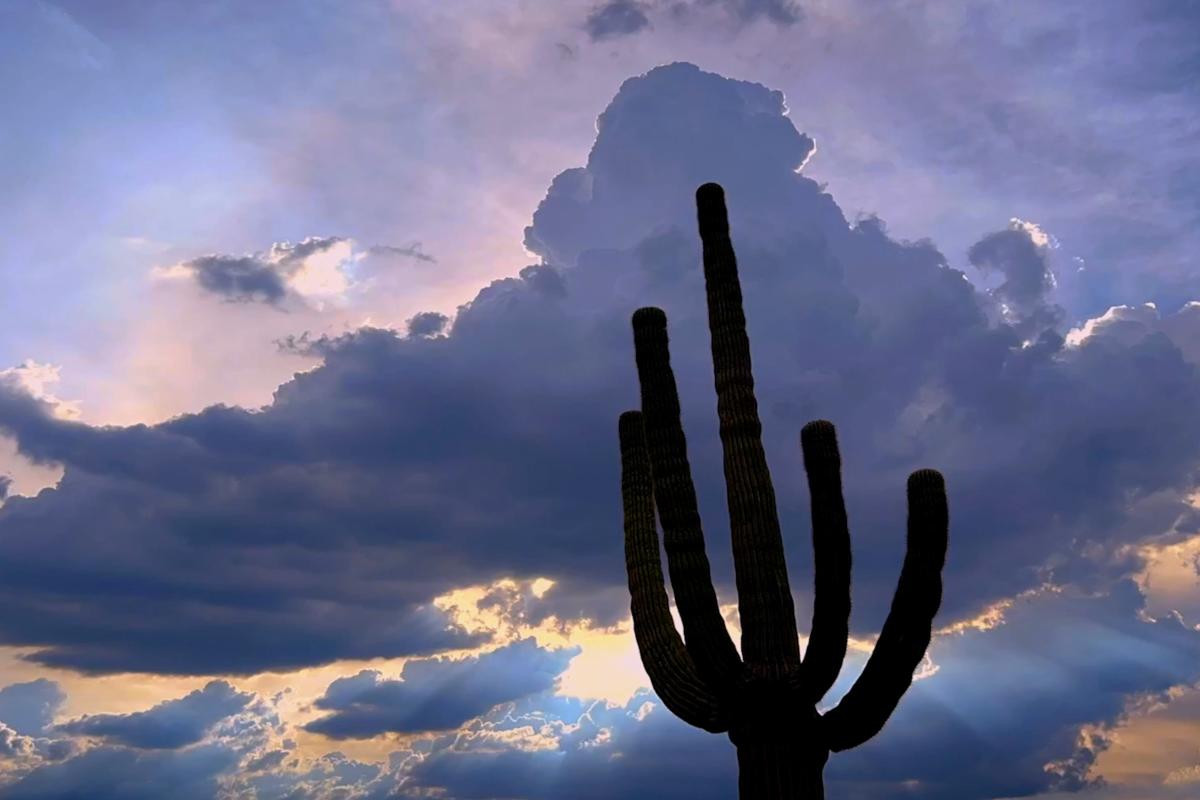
[618,183,949,799]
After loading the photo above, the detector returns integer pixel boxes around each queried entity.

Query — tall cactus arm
[798,420,853,704]
[821,469,949,752]
[632,308,744,687]
[695,182,802,673]
[619,410,731,733]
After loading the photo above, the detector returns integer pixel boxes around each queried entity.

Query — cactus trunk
[736,742,826,800]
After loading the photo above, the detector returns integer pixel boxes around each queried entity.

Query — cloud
[3,587,1194,799]
[243,748,288,773]
[405,311,449,338]
[968,218,1064,336]
[0,680,66,737]
[367,242,437,263]
[389,581,1200,800]
[584,1,651,41]
[0,724,40,761]
[1,742,240,800]
[0,681,72,771]
[1066,300,1200,365]
[0,680,283,797]
[57,681,252,750]
[584,0,801,40]
[968,221,1055,309]
[406,691,734,799]
[0,723,74,768]
[176,255,289,304]
[305,637,579,738]
[823,580,1200,798]
[161,237,351,305]
[0,362,79,421]
[691,0,802,25]
[238,750,387,799]
[522,63,816,266]
[0,62,1196,684]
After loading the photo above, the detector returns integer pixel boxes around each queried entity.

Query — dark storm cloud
[0,62,1197,678]
[183,255,288,304]
[694,0,802,25]
[586,0,801,39]
[969,224,1054,310]
[367,242,437,263]
[968,221,1065,337]
[243,748,288,773]
[3,741,240,800]
[584,1,651,41]
[57,681,251,749]
[405,310,449,338]
[522,63,817,265]
[304,638,578,738]
[174,237,346,304]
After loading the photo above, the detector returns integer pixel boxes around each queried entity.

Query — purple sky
[1,2,1199,798]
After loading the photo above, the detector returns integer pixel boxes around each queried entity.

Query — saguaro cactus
[618,183,949,799]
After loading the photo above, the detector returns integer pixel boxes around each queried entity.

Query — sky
[1,0,1199,797]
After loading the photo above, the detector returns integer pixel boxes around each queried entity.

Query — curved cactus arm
[821,469,949,752]
[798,420,853,704]
[619,410,730,733]
[632,307,743,688]
[695,183,801,672]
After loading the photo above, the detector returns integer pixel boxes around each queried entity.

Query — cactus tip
[632,306,667,331]
[907,468,945,491]
[618,409,643,432]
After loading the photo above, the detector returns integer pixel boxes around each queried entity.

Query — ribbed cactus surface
[618,183,950,799]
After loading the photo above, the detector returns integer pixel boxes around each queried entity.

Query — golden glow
[432,576,659,704]
[0,434,63,502]
[1089,684,1200,789]
[1134,531,1200,626]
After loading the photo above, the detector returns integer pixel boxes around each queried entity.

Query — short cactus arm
[696,182,801,672]
[798,420,853,704]
[619,410,730,733]
[632,307,743,687]
[822,469,949,752]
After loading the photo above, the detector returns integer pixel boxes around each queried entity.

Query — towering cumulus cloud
[0,61,1198,797]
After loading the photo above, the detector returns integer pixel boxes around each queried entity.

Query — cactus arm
[821,469,949,752]
[619,410,730,733]
[798,420,853,704]
[632,308,743,687]
[695,182,801,672]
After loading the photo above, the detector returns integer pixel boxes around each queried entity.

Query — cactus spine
[618,183,950,799]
